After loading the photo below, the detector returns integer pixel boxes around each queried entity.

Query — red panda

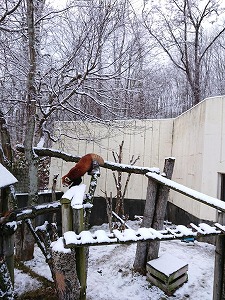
[62,153,104,187]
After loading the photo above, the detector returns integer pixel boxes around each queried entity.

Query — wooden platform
[146,253,188,295]
[63,222,224,248]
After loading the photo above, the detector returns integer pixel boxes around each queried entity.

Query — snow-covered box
[146,253,188,295]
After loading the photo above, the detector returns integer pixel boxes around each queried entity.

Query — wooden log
[0,201,61,226]
[213,211,225,300]
[133,176,158,274]
[51,247,80,300]
[148,157,175,261]
[0,187,16,286]
[84,173,99,229]
[146,173,225,213]
[133,157,175,274]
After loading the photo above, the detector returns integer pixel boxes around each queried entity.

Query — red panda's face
[62,176,72,187]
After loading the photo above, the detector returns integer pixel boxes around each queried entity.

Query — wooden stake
[60,198,73,234]
[213,211,225,300]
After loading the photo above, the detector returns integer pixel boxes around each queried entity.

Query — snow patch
[51,237,71,253]
[0,163,18,188]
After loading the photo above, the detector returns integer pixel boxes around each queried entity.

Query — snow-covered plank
[214,223,225,233]
[64,231,81,246]
[0,164,18,188]
[199,223,219,234]
[63,223,222,248]
[165,226,190,238]
[79,231,96,244]
[113,229,138,242]
[93,230,117,244]
[146,172,225,212]
[137,227,164,240]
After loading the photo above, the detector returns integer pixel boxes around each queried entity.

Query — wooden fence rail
[63,222,223,248]
[146,172,225,213]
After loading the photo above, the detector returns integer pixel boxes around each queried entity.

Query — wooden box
[146,253,188,296]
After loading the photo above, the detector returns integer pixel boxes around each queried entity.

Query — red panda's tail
[88,153,104,166]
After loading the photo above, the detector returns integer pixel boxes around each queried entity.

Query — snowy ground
[14,221,215,299]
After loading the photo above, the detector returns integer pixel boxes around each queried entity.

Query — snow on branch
[16,144,160,174]
[0,201,61,226]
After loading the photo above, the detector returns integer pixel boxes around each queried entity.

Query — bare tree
[112,141,140,216]
[142,0,225,106]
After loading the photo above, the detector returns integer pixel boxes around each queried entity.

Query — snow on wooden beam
[62,184,86,209]
[63,223,222,248]
[0,201,61,226]
[146,172,225,213]
[16,145,160,174]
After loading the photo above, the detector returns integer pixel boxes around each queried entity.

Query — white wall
[170,96,225,221]
[50,119,174,200]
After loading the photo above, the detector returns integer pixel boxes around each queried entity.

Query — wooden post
[73,208,87,300]
[213,211,225,300]
[52,194,80,300]
[60,198,73,234]
[133,176,158,274]
[133,157,175,274]
[148,157,175,261]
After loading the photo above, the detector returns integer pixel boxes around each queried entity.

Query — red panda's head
[62,175,82,187]
[62,175,72,187]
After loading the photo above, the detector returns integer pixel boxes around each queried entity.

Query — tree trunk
[52,248,80,300]
[16,0,39,261]
[0,259,14,300]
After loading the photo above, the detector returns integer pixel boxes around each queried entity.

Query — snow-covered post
[70,170,100,300]
[84,172,99,229]
[51,186,87,300]
[71,184,87,300]
[213,211,225,300]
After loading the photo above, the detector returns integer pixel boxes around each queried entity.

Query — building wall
[49,96,225,222]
